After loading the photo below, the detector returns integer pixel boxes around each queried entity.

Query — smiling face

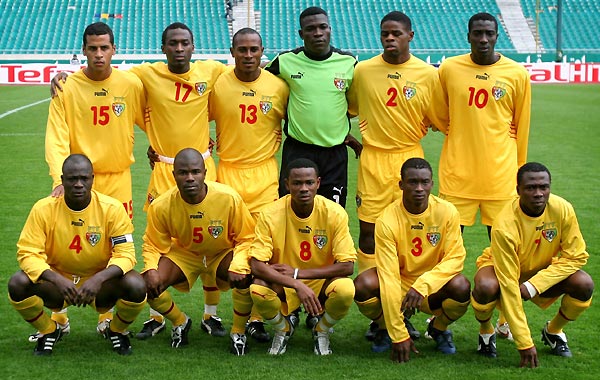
[162,28,194,74]
[380,20,413,64]
[518,171,551,217]
[231,31,264,80]
[299,13,331,57]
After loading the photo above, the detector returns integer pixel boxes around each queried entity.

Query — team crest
[260,100,272,114]
[112,100,125,117]
[86,231,101,246]
[427,232,441,247]
[492,81,507,101]
[195,82,207,95]
[403,82,417,100]
[542,228,557,243]
[333,78,347,91]
[208,224,223,239]
[313,234,328,250]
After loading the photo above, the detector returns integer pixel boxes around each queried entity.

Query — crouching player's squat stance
[471,162,594,368]
[8,154,146,356]
[141,148,256,355]
[249,159,356,355]
[353,158,470,362]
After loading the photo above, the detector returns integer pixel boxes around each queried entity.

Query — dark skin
[8,155,146,311]
[162,28,194,74]
[468,19,500,65]
[250,167,353,316]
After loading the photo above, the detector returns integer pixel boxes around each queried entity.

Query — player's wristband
[293,268,299,279]
[523,281,538,298]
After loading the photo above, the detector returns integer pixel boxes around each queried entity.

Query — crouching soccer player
[8,154,146,355]
[471,162,593,367]
[249,159,356,355]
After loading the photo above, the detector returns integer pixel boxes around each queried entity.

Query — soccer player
[353,158,470,360]
[436,12,531,339]
[141,148,256,355]
[249,158,356,355]
[346,11,446,340]
[265,6,362,209]
[471,162,593,367]
[43,21,145,340]
[8,154,147,356]
[209,27,289,342]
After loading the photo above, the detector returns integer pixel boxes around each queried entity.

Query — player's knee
[447,274,471,302]
[569,270,594,300]
[329,277,355,306]
[7,271,32,301]
[121,271,147,302]
[473,269,499,303]
[353,268,379,302]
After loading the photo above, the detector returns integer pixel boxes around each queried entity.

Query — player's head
[298,6,331,57]
[400,158,433,214]
[284,158,321,212]
[467,12,499,62]
[81,22,116,74]
[231,28,264,77]
[380,11,414,62]
[61,154,94,211]
[162,22,194,74]
[173,148,207,204]
[517,162,551,217]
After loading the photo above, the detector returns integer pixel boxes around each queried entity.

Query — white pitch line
[0,98,50,120]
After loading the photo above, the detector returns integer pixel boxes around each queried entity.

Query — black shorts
[278,137,348,208]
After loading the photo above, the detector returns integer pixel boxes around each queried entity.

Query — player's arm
[433,63,450,134]
[228,195,256,278]
[513,69,532,167]
[45,92,70,196]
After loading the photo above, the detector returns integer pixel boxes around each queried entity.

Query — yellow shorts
[144,155,217,210]
[93,170,133,219]
[438,194,514,226]
[165,245,232,293]
[357,145,424,223]
[217,158,278,217]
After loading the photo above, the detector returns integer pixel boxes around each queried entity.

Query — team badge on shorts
[333,77,347,91]
[492,82,507,101]
[313,230,328,249]
[403,82,417,100]
[86,227,102,247]
[260,100,273,114]
[195,82,207,95]
[541,228,557,243]
[426,232,441,247]
[112,97,126,117]
[208,222,223,239]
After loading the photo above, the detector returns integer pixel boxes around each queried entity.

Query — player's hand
[295,281,321,316]
[344,133,362,158]
[518,346,539,368]
[147,145,159,170]
[208,138,215,154]
[401,288,424,316]
[391,339,418,363]
[271,263,294,277]
[228,272,251,288]
[76,276,103,306]
[50,72,69,97]
[51,184,64,198]
[53,276,79,306]
[143,269,163,299]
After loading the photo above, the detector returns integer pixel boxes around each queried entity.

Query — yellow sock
[265,312,290,333]
[111,297,147,333]
[249,284,281,321]
[51,308,69,325]
[249,304,263,323]
[148,291,186,326]
[10,295,55,334]
[98,308,113,323]
[202,278,221,320]
[322,278,354,321]
[231,288,253,334]
[357,248,376,274]
[434,298,469,331]
[355,297,385,326]
[548,295,592,333]
[470,294,496,334]
[497,311,507,325]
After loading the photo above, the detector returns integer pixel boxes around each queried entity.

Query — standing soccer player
[346,11,446,341]
[43,22,145,339]
[265,6,361,208]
